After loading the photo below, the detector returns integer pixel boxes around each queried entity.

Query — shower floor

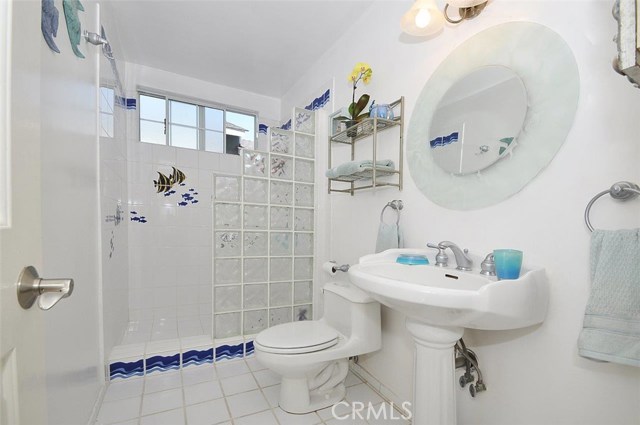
[95,357,406,425]
[121,317,213,345]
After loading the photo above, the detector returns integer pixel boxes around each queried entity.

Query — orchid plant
[348,62,373,121]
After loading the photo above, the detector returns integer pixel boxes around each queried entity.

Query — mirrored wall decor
[407,22,580,210]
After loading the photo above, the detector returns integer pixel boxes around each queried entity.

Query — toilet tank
[322,281,380,342]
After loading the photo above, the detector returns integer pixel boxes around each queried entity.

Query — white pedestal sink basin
[348,249,549,425]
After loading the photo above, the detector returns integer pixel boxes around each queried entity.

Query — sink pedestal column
[405,319,464,425]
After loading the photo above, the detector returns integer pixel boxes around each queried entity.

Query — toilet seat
[255,321,339,354]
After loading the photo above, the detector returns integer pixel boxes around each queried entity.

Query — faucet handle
[480,253,496,276]
[427,243,448,267]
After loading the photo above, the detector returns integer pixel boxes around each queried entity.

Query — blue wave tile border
[109,359,144,380]
[146,353,181,374]
[215,343,244,362]
[108,340,258,380]
[183,347,214,367]
[244,340,254,356]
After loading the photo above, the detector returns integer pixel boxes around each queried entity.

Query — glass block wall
[212,108,316,340]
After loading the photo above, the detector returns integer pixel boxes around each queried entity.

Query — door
[0,0,48,423]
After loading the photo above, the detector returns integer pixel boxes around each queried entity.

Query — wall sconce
[401,0,489,36]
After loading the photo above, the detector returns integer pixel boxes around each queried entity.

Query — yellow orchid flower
[347,62,374,120]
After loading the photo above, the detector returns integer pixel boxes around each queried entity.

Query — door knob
[16,266,74,310]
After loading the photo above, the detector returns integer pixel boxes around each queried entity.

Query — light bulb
[414,8,431,28]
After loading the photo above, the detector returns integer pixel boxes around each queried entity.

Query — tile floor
[95,357,410,425]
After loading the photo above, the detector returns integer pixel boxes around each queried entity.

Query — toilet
[254,281,381,414]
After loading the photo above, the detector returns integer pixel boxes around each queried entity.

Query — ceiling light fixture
[401,0,489,36]
[400,0,445,37]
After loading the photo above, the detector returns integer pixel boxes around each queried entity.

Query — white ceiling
[105,1,374,98]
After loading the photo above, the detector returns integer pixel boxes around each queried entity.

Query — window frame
[137,87,258,154]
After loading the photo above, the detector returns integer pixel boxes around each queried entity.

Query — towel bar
[584,181,640,232]
[380,200,403,225]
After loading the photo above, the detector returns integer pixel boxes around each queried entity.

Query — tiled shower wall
[125,144,240,343]
[212,108,317,340]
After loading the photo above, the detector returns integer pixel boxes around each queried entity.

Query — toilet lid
[255,321,339,354]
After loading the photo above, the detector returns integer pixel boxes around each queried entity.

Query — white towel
[375,222,404,253]
[578,229,640,367]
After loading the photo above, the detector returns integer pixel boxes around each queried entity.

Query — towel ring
[584,181,640,232]
[380,200,403,225]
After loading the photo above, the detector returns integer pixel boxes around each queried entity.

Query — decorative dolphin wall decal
[41,0,60,53]
[63,0,84,58]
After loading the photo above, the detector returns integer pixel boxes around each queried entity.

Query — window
[99,86,115,138]
[139,92,256,154]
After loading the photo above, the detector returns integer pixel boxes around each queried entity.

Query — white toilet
[254,281,381,414]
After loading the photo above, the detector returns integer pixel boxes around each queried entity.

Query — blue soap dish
[396,254,429,265]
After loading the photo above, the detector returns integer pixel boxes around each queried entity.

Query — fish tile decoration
[62,0,84,58]
[129,210,148,224]
[41,0,61,53]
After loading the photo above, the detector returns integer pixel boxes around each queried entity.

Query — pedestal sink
[348,249,549,425]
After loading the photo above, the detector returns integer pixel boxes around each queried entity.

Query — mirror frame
[407,22,580,210]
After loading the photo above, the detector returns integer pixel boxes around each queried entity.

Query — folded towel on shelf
[325,159,395,179]
[578,229,640,367]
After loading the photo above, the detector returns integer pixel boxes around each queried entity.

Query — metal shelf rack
[327,96,404,195]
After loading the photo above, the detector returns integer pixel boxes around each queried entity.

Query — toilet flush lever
[16,266,74,310]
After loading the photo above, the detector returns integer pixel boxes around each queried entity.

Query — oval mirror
[429,66,527,175]
[406,22,580,210]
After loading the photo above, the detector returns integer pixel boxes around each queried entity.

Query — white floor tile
[108,420,138,425]
[345,383,384,406]
[324,416,369,425]
[182,363,217,386]
[317,402,353,421]
[144,370,182,393]
[140,407,185,425]
[252,369,280,388]
[261,384,280,408]
[273,407,323,425]
[215,360,250,379]
[185,398,230,425]
[233,409,279,425]
[103,379,144,402]
[345,371,363,387]
[366,404,410,425]
[244,357,266,372]
[141,388,183,416]
[220,373,258,395]
[225,389,269,418]
[184,380,223,406]
[96,396,141,424]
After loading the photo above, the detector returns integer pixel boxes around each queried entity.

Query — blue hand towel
[375,222,404,253]
[578,229,640,367]
[325,160,395,179]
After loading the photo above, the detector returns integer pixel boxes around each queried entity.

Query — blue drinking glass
[493,249,523,280]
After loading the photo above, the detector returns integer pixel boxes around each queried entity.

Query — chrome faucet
[428,241,473,271]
